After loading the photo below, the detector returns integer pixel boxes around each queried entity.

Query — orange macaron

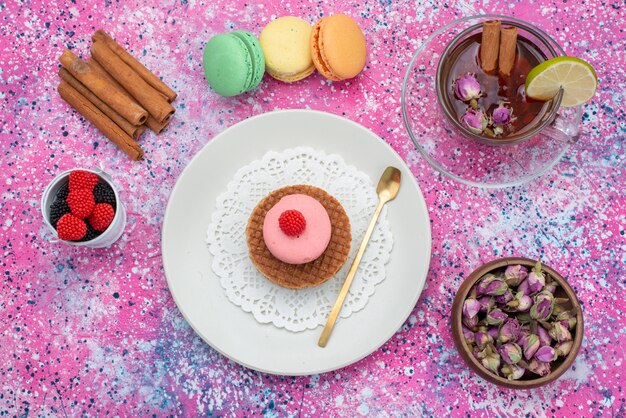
[310,14,367,81]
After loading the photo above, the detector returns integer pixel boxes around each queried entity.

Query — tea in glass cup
[436,19,564,144]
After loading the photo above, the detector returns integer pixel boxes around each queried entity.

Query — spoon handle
[318,198,386,347]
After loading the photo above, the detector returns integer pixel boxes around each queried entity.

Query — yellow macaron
[311,14,367,81]
[259,16,314,83]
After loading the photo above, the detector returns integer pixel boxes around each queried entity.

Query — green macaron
[203,30,265,97]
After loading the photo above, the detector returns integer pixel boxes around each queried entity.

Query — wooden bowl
[451,257,584,389]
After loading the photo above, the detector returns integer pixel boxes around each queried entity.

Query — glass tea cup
[402,15,582,188]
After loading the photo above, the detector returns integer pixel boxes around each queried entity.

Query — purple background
[1,0,624,416]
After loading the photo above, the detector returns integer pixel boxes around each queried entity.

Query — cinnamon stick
[93,29,177,102]
[89,58,168,133]
[58,68,144,139]
[499,26,518,76]
[146,116,169,134]
[58,81,144,160]
[59,50,148,125]
[480,20,501,72]
[90,54,170,104]
[92,56,169,103]
[92,40,175,123]
[88,58,130,97]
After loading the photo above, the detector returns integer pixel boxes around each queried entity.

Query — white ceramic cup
[41,168,126,248]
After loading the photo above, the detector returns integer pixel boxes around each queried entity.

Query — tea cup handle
[540,89,582,144]
[544,106,582,144]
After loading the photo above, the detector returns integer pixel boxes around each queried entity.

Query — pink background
[1,0,624,416]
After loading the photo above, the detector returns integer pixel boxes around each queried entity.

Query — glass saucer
[401,14,582,188]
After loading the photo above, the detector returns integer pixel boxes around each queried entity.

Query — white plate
[162,110,431,375]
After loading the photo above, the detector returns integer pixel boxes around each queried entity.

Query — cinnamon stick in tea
[93,30,177,102]
[480,20,501,72]
[499,26,518,76]
[91,40,175,123]
[58,81,144,160]
[59,68,144,139]
[59,50,148,126]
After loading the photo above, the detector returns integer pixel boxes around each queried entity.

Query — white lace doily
[206,147,393,332]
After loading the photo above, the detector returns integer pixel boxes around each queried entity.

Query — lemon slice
[525,56,597,107]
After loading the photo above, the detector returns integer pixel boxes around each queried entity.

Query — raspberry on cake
[278,209,306,237]
[247,185,351,290]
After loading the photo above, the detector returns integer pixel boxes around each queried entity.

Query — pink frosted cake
[262,194,332,264]
[246,185,351,289]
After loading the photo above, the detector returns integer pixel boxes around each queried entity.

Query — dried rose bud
[517,279,531,296]
[463,298,482,319]
[477,296,495,313]
[454,73,482,102]
[519,324,530,335]
[525,358,551,377]
[475,330,493,348]
[476,274,509,296]
[507,291,533,312]
[472,345,483,360]
[555,340,573,357]
[495,289,514,306]
[487,326,500,340]
[530,291,554,320]
[481,353,501,375]
[549,321,573,342]
[504,265,528,286]
[499,343,523,364]
[552,303,567,317]
[462,314,479,329]
[537,325,552,346]
[518,333,540,360]
[516,312,531,324]
[501,364,525,380]
[492,103,514,125]
[556,311,577,330]
[461,109,488,135]
[545,281,558,294]
[499,318,521,344]
[527,271,545,294]
[462,325,475,344]
[534,345,557,362]
[527,261,546,293]
[486,308,508,326]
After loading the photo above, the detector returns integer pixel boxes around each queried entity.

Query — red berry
[56,213,87,241]
[66,189,96,218]
[69,170,99,192]
[278,209,306,237]
[88,203,115,232]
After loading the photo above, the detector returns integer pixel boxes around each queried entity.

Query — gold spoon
[318,166,402,347]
